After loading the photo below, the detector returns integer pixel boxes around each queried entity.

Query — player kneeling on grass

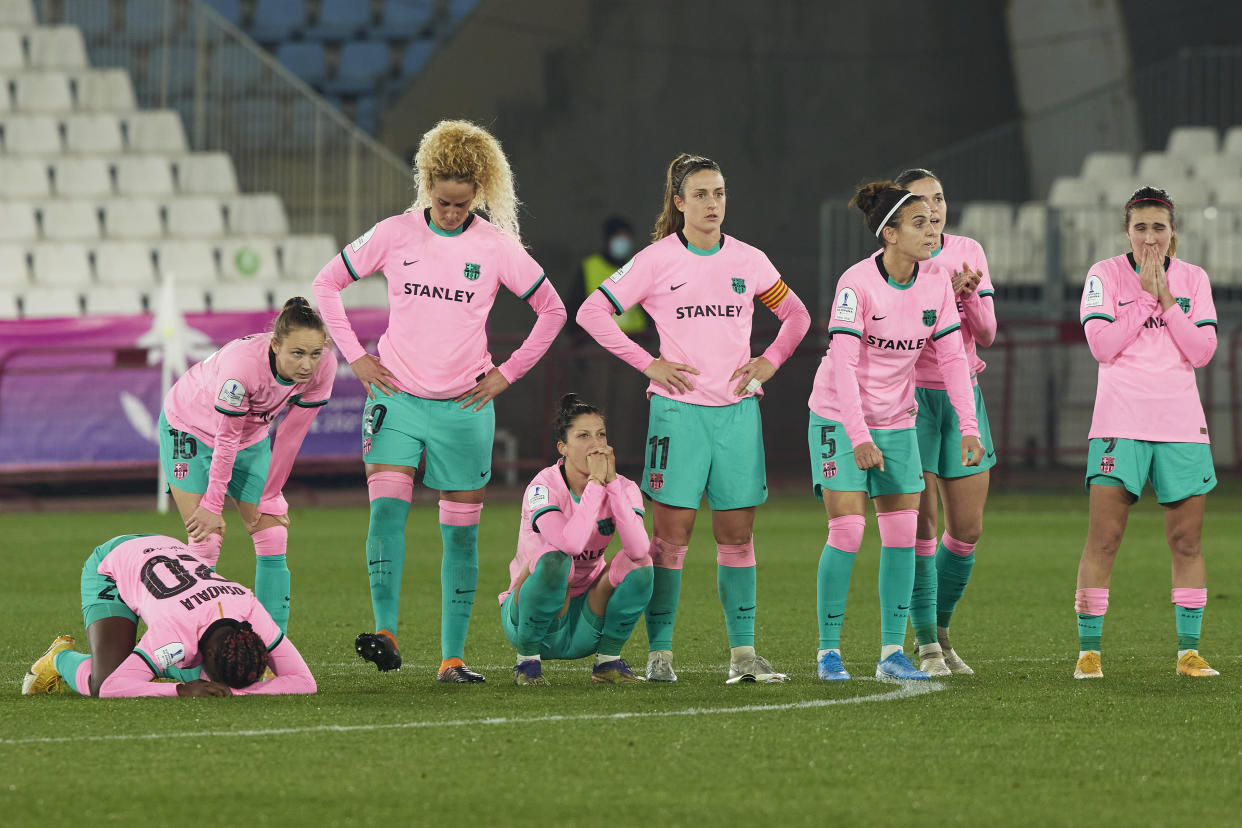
[499,394,654,686]
[21,534,316,698]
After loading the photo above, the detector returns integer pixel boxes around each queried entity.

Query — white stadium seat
[1166,126,1218,160]
[51,157,114,198]
[175,153,239,195]
[0,243,29,287]
[85,285,146,315]
[219,238,281,281]
[13,73,74,113]
[39,201,101,241]
[64,113,124,154]
[156,240,219,284]
[2,114,63,154]
[115,156,175,196]
[1101,178,1142,207]
[101,198,164,239]
[0,288,17,318]
[1135,152,1189,183]
[1189,153,1242,182]
[165,196,227,238]
[958,202,1013,244]
[72,69,138,112]
[209,282,272,312]
[0,0,34,26]
[1205,236,1242,286]
[0,202,38,241]
[1014,201,1049,241]
[26,26,89,70]
[94,240,157,286]
[226,194,289,236]
[125,110,188,153]
[1222,126,1242,157]
[1171,178,1211,207]
[21,286,81,318]
[1211,177,1242,206]
[31,241,93,285]
[1080,151,1133,182]
[0,31,22,72]
[1047,177,1100,207]
[280,234,339,281]
[0,157,50,198]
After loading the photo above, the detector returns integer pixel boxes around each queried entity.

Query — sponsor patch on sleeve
[833,287,858,322]
[1083,275,1103,308]
[608,258,635,283]
[526,484,550,509]
[350,225,376,251]
[218,378,246,407]
[153,642,186,671]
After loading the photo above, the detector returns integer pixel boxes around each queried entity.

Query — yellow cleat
[1073,651,1103,679]
[21,635,75,695]
[1176,650,1220,677]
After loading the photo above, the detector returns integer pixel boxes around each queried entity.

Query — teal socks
[514,552,572,655]
[1175,605,1203,650]
[878,545,915,647]
[910,554,938,646]
[54,650,90,695]
[645,566,682,651]
[717,565,757,648]
[366,496,410,635]
[817,543,856,650]
[1077,613,1104,651]
[598,565,654,655]
[255,554,291,634]
[936,544,976,628]
[440,522,480,660]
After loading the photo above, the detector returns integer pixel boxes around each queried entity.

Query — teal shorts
[362,392,494,491]
[80,535,152,628]
[1085,438,1216,504]
[808,412,925,499]
[158,410,270,505]
[915,385,997,478]
[501,590,605,660]
[641,395,767,510]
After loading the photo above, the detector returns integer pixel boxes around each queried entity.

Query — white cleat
[645,649,678,682]
[726,652,789,684]
[941,647,974,675]
[918,643,951,677]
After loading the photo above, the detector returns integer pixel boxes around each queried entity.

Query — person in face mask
[576,217,649,336]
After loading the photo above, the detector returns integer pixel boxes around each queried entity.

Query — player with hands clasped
[895,168,999,677]
[576,153,810,684]
[312,120,566,682]
[500,395,654,686]
[1072,186,1219,680]
[808,181,982,683]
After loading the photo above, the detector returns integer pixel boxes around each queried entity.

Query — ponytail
[651,153,722,241]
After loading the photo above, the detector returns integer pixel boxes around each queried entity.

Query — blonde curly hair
[407,119,522,243]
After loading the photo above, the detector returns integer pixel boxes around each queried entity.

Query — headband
[1126,196,1174,211]
[875,192,916,238]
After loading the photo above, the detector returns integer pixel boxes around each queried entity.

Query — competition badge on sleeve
[834,288,858,322]
[1083,275,1103,308]
[218,378,246,407]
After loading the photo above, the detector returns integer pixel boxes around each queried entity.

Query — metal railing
[37,0,415,247]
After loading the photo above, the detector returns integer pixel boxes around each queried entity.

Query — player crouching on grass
[498,394,654,685]
[22,534,315,698]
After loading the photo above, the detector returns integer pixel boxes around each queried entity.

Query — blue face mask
[608,235,633,261]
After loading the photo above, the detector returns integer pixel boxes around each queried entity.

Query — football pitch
[2,491,1239,826]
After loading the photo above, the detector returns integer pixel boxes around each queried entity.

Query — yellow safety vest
[582,254,647,333]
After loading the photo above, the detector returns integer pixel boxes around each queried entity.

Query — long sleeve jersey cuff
[1161,302,1217,367]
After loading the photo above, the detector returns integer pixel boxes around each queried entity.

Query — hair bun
[283,296,311,310]
[558,393,580,412]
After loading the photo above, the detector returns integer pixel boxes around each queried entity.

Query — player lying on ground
[499,394,654,685]
[22,534,316,697]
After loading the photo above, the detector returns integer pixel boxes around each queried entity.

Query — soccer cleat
[1176,650,1220,677]
[816,651,850,681]
[355,630,402,672]
[21,635,75,696]
[512,659,548,686]
[437,657,486,683]
[591,658,645,684]
[645,649,678,683]
[726,652,789,684]
[918,643,952,677]
[875,651,931,681]
[1073,651,1103,679]
[941,647,975,675]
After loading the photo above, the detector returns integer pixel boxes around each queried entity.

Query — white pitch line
[0,679,944,746]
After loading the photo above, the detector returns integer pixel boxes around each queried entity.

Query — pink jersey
[588,232,800,407]
[312,210,565,399]
[97,534,282,675]
[1080,253,1217,442]
[914,233,996,388]
[811,253,976,446]
[499,462,646,605]
[163,333,335,450]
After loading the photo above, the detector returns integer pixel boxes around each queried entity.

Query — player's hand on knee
[961,435,984,467]
[643,357,699,394]
[855,442,884,472]
[186,506,225,542]
[176,679,233,697]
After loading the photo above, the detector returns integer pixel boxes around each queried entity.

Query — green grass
[2,493,1240,826]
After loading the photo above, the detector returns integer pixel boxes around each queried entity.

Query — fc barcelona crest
[731,277,746,294]
[922,309,936,327]
[1099,455,1115,474]
[173,461,188,480]
[648,472,665,491]
[464,262,481,281]
[363,436,372,455]
[1176,296,1190,313]
[597,518,615,536]
[822,460,837,479]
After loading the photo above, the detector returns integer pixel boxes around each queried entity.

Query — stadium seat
[354,94,378,134]
[0,157,51,199]
[1135,152,1189,183]
[1047,177,1100,207]
[39,201,101,241]
[0,288,16,318]
[51,157,114,198]
[0,243,29,287]
[250,0,307,42]
[146,45,199,96]
[156,239,219,284]
[1222,126,1242,157]
[1172,178,1211,206]
[85,285,146,315]
[115,156,176,196]
[958,202,1013,245]
[72,69,139,111]
[0,202,38,241]
[276,42,328,87]
[1080,151,1133,182]
[219,237,281,281]
[342,273,389,308]
[226,97,283,146]
[448,0,479,21]
[1166,126,1218,160]
[400,37,436,78]
[0,30,25,72]
[1101,178,1142,207]
[209,281,272,312]
[1189,153,1242,182]
[1212,177,1242,206]
[12,73,74,113]
[94,240,157,285]
[1205,236,1242,286]
[327,40,391,94]
[175,153,239,195]
[31,242,93,286]
[21,286,82,318]
[101,198,164,239]
[2,114,64,154]
[0,0,34,26]
[125,110,189,153]
[27,27,89,70]
[64,112,124,154]
[1014,201,1048,242]
[207,43,264,89]
[383,0,434,32]
[165,196,227,237]
[227,194,289,236]
[280,234,340,280]
[308,0,371,40]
